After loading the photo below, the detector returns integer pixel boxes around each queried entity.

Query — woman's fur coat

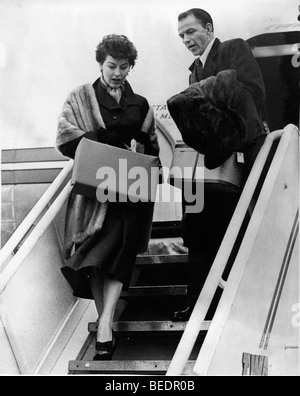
[56,83,156,259]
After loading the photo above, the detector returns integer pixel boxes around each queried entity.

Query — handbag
[71,138,161,205]
[168,141,244,193]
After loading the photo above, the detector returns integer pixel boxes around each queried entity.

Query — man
[171,8,268,322]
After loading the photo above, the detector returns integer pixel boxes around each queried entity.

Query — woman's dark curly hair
[95,34,138,67]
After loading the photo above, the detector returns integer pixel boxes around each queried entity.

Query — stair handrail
[166,127,288,376]
[193,124,298,376]
[0,179,72,294]
[155,118,177,151]
[0,160,73,271]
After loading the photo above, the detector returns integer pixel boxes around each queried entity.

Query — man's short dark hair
[178,8,214,32]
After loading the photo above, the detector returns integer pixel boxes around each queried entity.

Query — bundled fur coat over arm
[167,69,266,170]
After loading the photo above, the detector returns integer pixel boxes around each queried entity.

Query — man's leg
[172,192,240,321]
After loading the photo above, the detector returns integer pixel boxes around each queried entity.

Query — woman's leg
[97,277,123,343]
[90,267,104,321]
[91,267,123,344]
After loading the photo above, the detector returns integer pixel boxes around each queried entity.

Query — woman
[56,34,159,360]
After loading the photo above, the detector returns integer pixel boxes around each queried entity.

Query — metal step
[68,360,195,375]
[88,320,211,333]
[135,254,188,266]
[150,220,182,238]
[122,285,187,298]
[68,235,194,374]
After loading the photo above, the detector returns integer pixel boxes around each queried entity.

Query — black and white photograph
[0,0,299,379]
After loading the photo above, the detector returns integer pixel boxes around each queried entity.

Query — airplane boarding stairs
[0,124,298,375]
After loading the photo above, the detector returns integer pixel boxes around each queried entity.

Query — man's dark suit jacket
[181,38,268,296]
[189,38,267,120]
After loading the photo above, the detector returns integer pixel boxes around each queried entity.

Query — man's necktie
[195,58,203,81]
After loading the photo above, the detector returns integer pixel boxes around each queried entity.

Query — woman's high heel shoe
[93,332,115,361]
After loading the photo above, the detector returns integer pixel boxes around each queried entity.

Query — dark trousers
[182,192,240,307]
[182,128,266,307]
[180,87,268,307]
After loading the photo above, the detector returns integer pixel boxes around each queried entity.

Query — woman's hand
[134,131,159,156]
[97,128,127,148]
[133,131,151,145]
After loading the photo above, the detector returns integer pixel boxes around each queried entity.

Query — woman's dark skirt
[61,203,150,300]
